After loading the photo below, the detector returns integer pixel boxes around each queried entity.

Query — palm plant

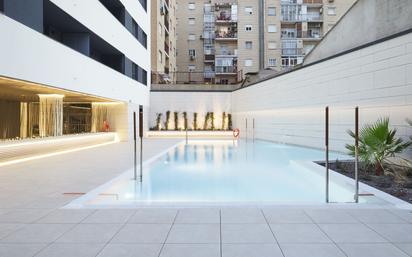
[155,113,162,130]
[193,112,198,130]
[210,112,215,130]
[228,114,233,130]
[222,112,227,130]
[182,112,188,130]
[165,111,171,130]
[346,117,411,176]
[174,111,179,130]
[203,112,210,130]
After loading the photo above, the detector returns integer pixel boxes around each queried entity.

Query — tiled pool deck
[1,139,412,257]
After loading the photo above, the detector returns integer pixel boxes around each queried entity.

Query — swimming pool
[68,140,392,207]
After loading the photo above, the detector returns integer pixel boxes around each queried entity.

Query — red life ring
[233,128,240,138]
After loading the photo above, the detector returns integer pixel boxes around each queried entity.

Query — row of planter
[150,111,233,131]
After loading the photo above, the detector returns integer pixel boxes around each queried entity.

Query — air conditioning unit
[190,55,196,60]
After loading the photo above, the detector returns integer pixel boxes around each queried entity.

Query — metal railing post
[253,118,255,142]
[354,106,359,203]
[185,126,188,145]
[139,105,144,183]
[133,112,137,180]
[245,118,248,142]
[325,106,329,203]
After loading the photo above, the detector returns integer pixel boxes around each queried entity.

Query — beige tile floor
[0,139,412,257]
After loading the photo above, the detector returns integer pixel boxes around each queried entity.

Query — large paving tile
[368,223,412,243]
[175,208,220,224]
[270,224,331,243]
[0,224,25,239]
[319,223,387,243]
[97,244,162,257]
[35,243,104,257]
[263,209,313,224]
[348,209,407,224]
[128,209,177,224]
[339,243,409,257]
[56,223,122,243]
[160,244,220,257]
[0,209,52,223]
[0,243,46,257]
[304,209,359,224]
[1,224,73,243]
[111,224,171,243]
[395,243,412,256]
[36,209,94,224]
[81,209,135,224]
[222,224,275,244]
[280,243,346,257]
[167,224,220,244]
[221,208,266,224]
[222,243,283,257]
[389,210,412,223]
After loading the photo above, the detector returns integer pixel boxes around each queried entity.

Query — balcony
[164,42,169,56]
[215,66,237,74]
[281,48,304,56]
[215,12,237,23]
[215,31,238,40]
[215,50,237,57]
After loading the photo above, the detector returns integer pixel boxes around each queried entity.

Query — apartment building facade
[151,0,178,83]
[175,0,355,84]
[0,0,150,141]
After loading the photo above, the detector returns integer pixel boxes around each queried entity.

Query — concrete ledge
[0,132,118,164]
[147,131,234,139]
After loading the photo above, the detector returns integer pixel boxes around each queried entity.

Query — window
[139,0,147,11]
[245,6,253,14]
[132,20,147,48]
[188,33,196,40]
[188,18,195,25]
[188,65,196,71]
[268,25,277,33]
[189,49,196,57]
[268,7,276,16]
[327,7,336,15]
[268,41,277,49]
[245,25,252,31]
[245,41,253,49]
[244,59,253,67]
[188,2,195,10]
[132,63,147,86]
[268,58,277,67]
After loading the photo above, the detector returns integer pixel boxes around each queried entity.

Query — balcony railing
[164,42,169,55]
[281,48,304,56]
[215,66,237,74]
[215,31,238,39]
[151,71,243,85]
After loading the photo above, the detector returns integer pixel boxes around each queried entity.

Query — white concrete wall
[0,0,151,141]
[232,32,412,155]
[149,91,232,130]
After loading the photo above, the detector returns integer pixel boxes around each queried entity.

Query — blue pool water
[73,140,374,207]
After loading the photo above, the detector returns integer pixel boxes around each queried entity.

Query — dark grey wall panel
[4,0,43,33]
[62,33,91,56]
